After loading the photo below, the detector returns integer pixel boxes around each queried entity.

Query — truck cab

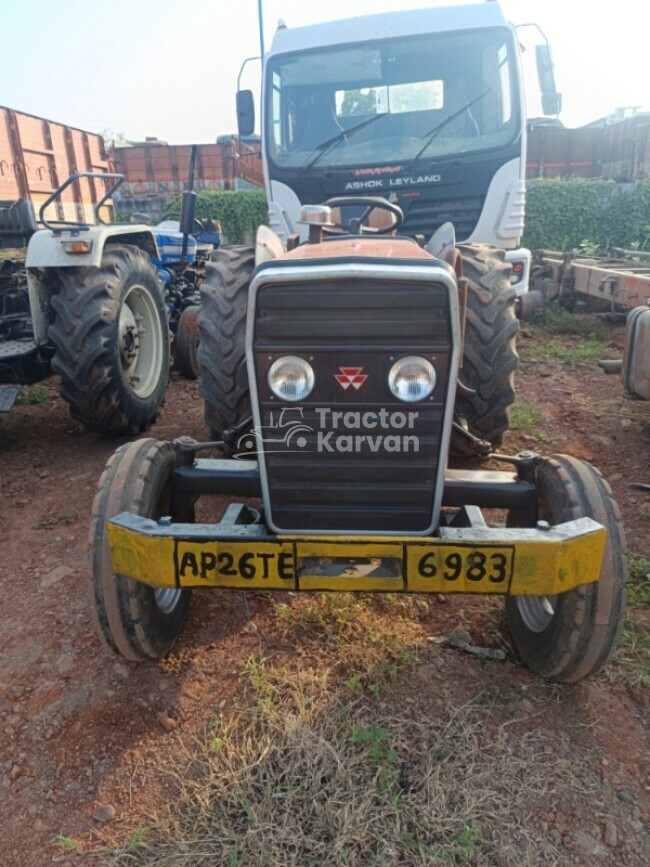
[238,2,560,295]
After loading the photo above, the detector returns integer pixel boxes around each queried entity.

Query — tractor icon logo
[235,407,313,457]
[334,367,368,390]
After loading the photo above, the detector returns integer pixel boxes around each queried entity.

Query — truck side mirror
[536,44,562,116]
[237,90,255,137]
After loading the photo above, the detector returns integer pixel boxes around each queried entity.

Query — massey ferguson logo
[335,367,368,391]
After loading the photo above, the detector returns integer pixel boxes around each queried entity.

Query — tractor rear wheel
[506,455,627,682]
[198,246,253,446]
[175,304,200,379]
[90,438,191,661]
[455,244,519,448]
[49,244,169,436]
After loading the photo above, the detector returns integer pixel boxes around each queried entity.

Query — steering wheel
[322,196,404,235]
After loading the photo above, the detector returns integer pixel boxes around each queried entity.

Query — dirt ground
[0,317,648,866]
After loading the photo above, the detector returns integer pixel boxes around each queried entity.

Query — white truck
[236,1,560,306]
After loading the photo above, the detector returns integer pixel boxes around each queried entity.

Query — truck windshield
[266,28,518,170]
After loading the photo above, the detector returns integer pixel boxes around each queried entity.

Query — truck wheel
[517,289,543,321]
[90,438,191,661]
[198,246,253,443]
[455,244,519,447]
[506,455,627,682]
[175,304,200,379]
[49,244,169,436]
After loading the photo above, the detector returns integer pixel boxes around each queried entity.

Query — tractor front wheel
[90,438,191,661]
[506,454,627,682]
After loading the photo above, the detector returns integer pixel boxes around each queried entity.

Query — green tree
[339,88,378,117]
[166,189,267,245]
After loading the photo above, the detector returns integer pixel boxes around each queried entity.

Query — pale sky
[0,0,643,143]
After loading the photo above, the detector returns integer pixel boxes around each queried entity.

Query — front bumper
[107,511,606,597]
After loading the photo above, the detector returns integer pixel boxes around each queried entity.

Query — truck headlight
[388,356,436,402]
[268,355,315,402]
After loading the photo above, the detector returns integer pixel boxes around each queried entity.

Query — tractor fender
[25,225,160,345]
[255,224,285,266]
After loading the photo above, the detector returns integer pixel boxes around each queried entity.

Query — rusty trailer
[531,249,650,314]
[0,105,113,224]
[529,248,650,399]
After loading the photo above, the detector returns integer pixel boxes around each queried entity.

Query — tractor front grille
[251,269,455,534]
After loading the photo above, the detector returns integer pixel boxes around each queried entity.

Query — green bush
[522,178,650,252]
[167,179,650,252]
[604,179,650,249]
[522,179,611,251]
[166,189,267,245]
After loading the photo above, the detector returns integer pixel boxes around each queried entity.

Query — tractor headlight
[388,356,436,402]
[268,355,315,402]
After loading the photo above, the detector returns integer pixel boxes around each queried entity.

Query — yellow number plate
[173,539,514,593]
[176,540,296,589]
[406,544,514,594]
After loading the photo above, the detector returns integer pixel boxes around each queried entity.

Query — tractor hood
[279,236,440,264]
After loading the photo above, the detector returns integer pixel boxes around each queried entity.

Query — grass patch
[613,616,650,687]
[525,335,607,365]
[106,826,153,858]
[96,594,566,865]
[523,308,613,365]
[529,307,609,340]
[274,593,425,678]
[95,592,625,865]
[609,552,650,686]
[104,662,560,866]
[626,552,650,606]
[54,835,83,853]
[35,511,79,530]
[509,401,549,442]
[15,382,56,405]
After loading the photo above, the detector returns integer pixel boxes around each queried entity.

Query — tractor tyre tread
[49,243,169,436]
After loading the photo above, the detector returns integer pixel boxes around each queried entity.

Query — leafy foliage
[339,88,378,117]
[522,179,612,251]
[604,180,650,250]
[523,178,650,252]
[166,190,267,245]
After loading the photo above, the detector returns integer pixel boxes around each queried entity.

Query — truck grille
[402,196,484,241]
[251,272,454,534]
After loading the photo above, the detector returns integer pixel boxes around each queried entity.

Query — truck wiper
[303,113,386,171]
[404,89,491,171]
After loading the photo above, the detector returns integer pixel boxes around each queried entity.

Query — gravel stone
[92,804,116,823]
[603,820,618,848]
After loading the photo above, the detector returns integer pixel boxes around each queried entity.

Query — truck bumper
[504,247,532,296]
[107,510,606,596]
